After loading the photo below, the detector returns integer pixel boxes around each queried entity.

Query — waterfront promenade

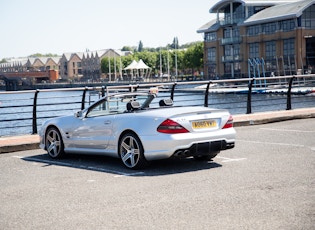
[1,107,315,154]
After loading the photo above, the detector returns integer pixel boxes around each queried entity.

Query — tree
[0,58,7,64]
[137,40,143,52]
[183,42,203,75]
[121,46,134,51]
[170,37,179,49]
[28,53,59,57]
[101,57,115,74]
[134,51,157,70]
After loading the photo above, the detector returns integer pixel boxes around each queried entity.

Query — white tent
[124,60,138,70]
[135,59,150,69]
[124,59,151,79]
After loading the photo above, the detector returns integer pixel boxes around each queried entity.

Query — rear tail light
[157,119,189,134]
[222,115,233,129]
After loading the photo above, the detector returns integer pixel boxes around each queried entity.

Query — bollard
[170,83,177,101]
[81,87,88,110]
[286,76,296,110]
[204,81,212,107]
[247,78,255,114]
[32,90,39,134]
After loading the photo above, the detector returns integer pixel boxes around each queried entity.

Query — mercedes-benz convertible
[39,91,236,169]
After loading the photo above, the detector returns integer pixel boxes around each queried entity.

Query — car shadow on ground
[22,153,222,176]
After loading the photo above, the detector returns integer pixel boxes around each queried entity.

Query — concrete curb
[0,143,40,154]
[0,135,40,154]
[233,111,315,126]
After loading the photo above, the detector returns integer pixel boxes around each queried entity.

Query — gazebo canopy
[136,59,150,69]
[124,59,150,70]
[124,60,138,70]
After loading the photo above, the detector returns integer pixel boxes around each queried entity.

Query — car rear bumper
[141,128,236,161]
[172,140,235,158]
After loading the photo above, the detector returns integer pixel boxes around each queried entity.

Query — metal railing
[0,75,314,136]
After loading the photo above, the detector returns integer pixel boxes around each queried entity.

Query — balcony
[221,55,243,63]
[219,18,244,26]
[221,37,242,45]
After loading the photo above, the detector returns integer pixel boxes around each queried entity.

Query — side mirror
[74,111,83,118]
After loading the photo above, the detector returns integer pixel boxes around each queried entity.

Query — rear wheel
[119,133,148,169]
[45,127,65,159]
[194,152,218,161]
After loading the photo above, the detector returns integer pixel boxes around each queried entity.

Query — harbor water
[1,89,314,137]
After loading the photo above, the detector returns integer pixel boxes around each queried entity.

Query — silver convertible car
[39,91,236,169]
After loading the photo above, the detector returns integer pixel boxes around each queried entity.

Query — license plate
[192,120,217,129]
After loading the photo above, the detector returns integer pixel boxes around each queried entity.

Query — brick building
[59,53,84,80]
[197,0,315,79]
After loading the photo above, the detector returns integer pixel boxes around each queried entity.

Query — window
[249,43,259,59]
[281,19,296,31]
[207,48,216,62]
[224,45,232,57]
[283,38,295,56]
[233,27,240,37]
[205,32,216,42]
[262,22,277,34]
[223,27,240,39]
[247,25,260,36]
[224,28,231,38]
[224,63,231,73]
[234,44,240,58]
[233,4,244,22]
[265,41,276,59]
[301,4,315,28]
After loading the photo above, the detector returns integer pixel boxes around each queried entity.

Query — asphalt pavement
[1,118,314,229]
[1,107,315,154]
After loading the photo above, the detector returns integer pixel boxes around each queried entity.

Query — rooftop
[243,0,315,25]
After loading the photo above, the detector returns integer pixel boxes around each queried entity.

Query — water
[1,90,314,136]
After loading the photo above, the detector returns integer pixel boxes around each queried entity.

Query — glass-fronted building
[197,0,315,79]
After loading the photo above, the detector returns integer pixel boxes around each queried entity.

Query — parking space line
[238,139,305,147]
[260,128,315,133]
[12,156,144,177]
[216,156,247,162]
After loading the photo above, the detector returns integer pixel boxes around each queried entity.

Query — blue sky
[0,0,218,59]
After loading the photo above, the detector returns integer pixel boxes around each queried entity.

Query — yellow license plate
[192,120,217,129]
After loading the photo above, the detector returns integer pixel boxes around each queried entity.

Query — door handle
[104,120,111,125]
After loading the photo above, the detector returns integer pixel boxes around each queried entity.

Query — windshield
[86,93,155,117]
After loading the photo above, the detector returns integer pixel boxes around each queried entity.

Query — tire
[45,127,65,159]
[194,152,219,161]
[119,132,148,169]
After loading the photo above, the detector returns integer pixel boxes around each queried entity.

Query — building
[81,49,132,81]
[59,53,84,80]
[197,0,315,79]
[0,48,131,83]
[0,57,60,84]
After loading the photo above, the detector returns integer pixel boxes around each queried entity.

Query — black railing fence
[1,75,314,137]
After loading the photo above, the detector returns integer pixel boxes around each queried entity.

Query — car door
[69,100,115,151]
[70,115,114,150]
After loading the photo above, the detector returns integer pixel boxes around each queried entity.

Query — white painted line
[238,139,305,148]
[216,156,247,163]
[260,128,315,133]
[13,156,144,177]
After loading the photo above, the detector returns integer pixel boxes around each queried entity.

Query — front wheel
[45,127,65,159]
[119,133,148,169]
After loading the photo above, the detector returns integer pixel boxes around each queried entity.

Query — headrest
[126,101,141,111]
[159,98,173,106]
